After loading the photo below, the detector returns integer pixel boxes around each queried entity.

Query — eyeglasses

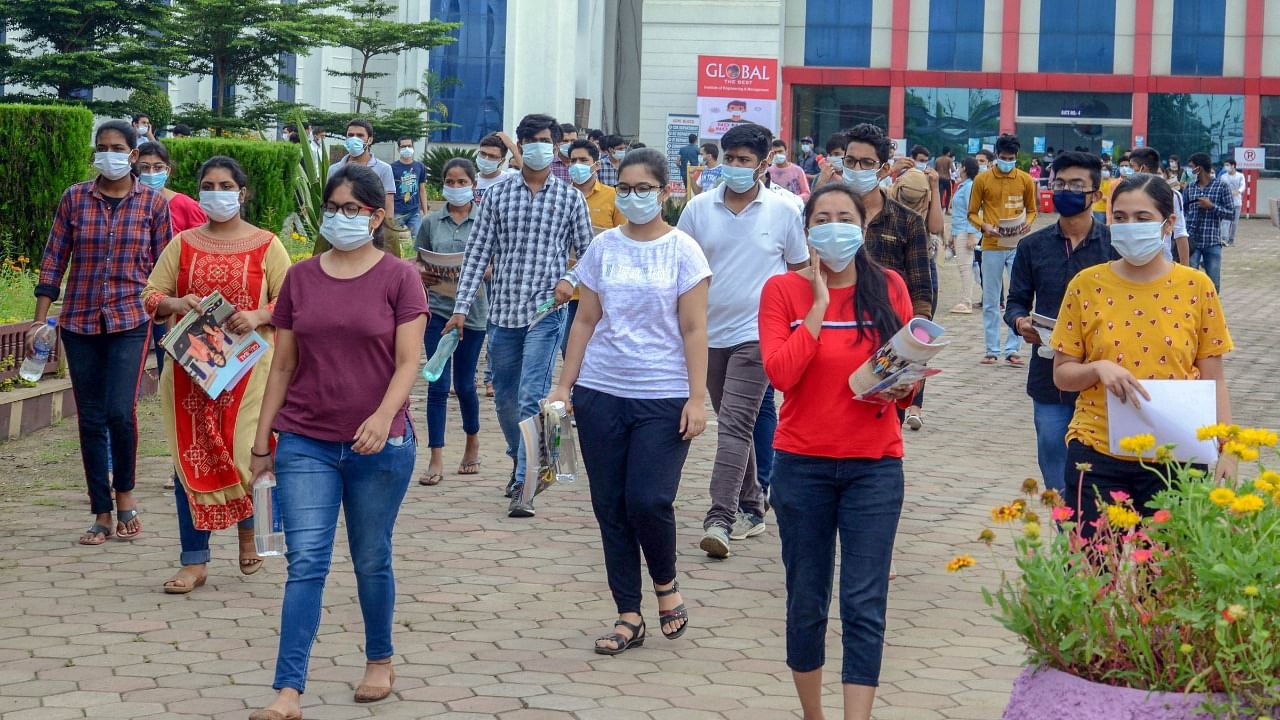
[1050,180,1096,193]
[136,163,168,174]
[844,156,883,171]
[616,184,660,198]
[322,202,377,218]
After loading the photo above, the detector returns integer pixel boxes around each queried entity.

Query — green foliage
[327,0,458,114]
[0,104,94,262]
[0,255,38,324]
[127,83,173,132]
[241,101,435,146]
[286,111,329,254]
[398,69,459,137]
[662,197,686,226]
[421,146,477,189]
[162,137,302,234]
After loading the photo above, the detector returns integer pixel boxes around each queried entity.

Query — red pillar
[1131,0,1153,146]
[888,0,911,137]
[999,0,1021,134]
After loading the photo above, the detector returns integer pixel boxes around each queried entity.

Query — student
[678,133,702,189]
[1182,153,1234,291]
[948,157,980,314]
[415,159,486,487]
[1218,158,1244,246]
[551,123,578,183]
[598,135,628,187]
[935,147,955,208]
[474,132,522,202]
[547,148,711,656]
[767,139,811,201]
[392,136,428,237]
[564,139,625,355]
[1050,173,1233,535]
[142,156,290,593]
[813,132,849,189]
[328,119,396,221]
[797,136,821,184]
[760,183,916,720]
[1129,148,1191,264]
[249,164,427,720]
[132,113,157,143]
[694,143,722,195]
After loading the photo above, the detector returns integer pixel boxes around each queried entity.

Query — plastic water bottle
[19,319,56,382]
[252,472,285,557]
[421,329,460,382]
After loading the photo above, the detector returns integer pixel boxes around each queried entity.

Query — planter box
[1004,666,1221,720]
[0,320,61,384]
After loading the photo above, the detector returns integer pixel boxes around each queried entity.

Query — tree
[328,0,457,114]
[0,0,173,111]
[398,69,458,136]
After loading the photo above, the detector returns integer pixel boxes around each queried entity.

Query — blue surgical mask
[615,189,661,224]
[842,167,880,195]
[568,163,593,185]
[522,142,554,171]
[139,171,168,190]
[720,164,758,193]
[1119,166,1134,176]
[612,149,627,161]
[344,136,367,156]
[772,154,786,166]
[800,143,813,154]
[996,158,1016,173]
[398,147,414,159]
[558,142,571,156]
[1109,221,1166,266]
[477,156,501,174]
[1101,169,1112,179]
[915,161,927,171]
[443,185,474,207]
[829,157,844,172]
[807,222,864,272]
[978,163,989,173]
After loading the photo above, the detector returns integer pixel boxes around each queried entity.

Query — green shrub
[0,104,94,262]
[421,146,477,189]
[128,84,172,133]
[163,138,302,234]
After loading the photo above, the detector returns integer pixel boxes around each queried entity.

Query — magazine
[161,290,268,399]
[417,249,465,298]
[848,318,949,403]
[1031,312,1056,358]
[518,400,580,505]
[996,211,1029,248]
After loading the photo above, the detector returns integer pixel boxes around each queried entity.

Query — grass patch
[0,259,37,324]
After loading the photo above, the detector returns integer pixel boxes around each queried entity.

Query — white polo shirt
[677,181,808,348]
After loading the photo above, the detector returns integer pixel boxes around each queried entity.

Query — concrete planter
[0,320,61,383]
[1004,666,1220,720]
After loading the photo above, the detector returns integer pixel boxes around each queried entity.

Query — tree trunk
[355,53,371,114]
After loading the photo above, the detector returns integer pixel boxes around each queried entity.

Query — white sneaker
[730,512,766,540]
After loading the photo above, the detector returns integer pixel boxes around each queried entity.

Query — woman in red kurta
[758,183,917,720]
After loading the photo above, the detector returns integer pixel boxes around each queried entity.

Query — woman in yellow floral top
[1050,173,1233,534]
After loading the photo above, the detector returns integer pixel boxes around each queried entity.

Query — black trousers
[1063,441,1201,538]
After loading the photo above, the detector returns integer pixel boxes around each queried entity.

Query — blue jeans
[1032,401,1073,494]
[271,428,416,693]
[173,477,253,566]
[1190,244,1222,291]
[487,310,565,489]
[981,249,1021,358]
[424,313,486,448]
[61,322,150,515]
[395,208,422,239]
[751,386,777,495]
[773,451,904,686]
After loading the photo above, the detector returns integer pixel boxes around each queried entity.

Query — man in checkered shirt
[447,114,594,518]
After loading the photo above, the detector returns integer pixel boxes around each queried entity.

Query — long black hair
[803,184,903,346]
[323,164,387,250]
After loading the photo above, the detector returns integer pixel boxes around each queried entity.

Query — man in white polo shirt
[677,123,809,559]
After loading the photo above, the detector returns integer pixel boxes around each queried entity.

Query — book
[416,249,465,298]
[161,290,268,399]
[996,211,1029,248]
[518,400,580,505]
[1030,312,1057,359]
[848,318,949,403]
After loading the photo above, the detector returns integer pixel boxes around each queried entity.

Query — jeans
[424,313,486,448]
[1190,244,1222,291]
[1222,205,1240,243]
[271,428,416,693]
[61,322,150,515]
[773,451,904,686]
[487,310,565,490]
[173,477,253,566]
[1063,440,1196,539]
[559,299,579,357]
[395,208,422,239]
[704,342,769,530]
[751,385,777,495]
[1032,401,1073,494]
[574,387,690,613]
[981,249,1021,358]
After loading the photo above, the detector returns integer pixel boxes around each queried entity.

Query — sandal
[485,383,495,398]
[595,618,645,656]
[238,527,263,575]
[419,473,443,486]
[655,581,689,640]
[78,523,113,546]
[115,507,142,541]
[980,355,998,365]
[457,460,481,475]
[1006,354,1026,367]
[163,565,207,594]
[354,659,395,703]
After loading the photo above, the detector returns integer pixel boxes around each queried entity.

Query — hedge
[0,104,94,261]
[163,138,302,235]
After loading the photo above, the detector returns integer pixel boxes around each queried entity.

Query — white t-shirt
[328,155,396,193]
[1220,171,1244,207]
[476,168,520,198]
[676,182,808,348]
[573,227,713,399]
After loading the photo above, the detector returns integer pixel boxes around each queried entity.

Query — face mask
[137,125,149,136]
[772,154,786,166]
[321,212,375,251]
[398,147,414,159]
[558,142,571,156]
[977,163,989,173]
[1119,166,1134,176]
[477,156,501,174]
[522,142,554,171]
[568,163,593,185]
[139,171,168,190]
[1101,169,1112,179]
[1109,221,1166,266]
[720,164,758,193]
[344,136,367,156]
[829,157,844,172]
[612,150,627,161]
[915,161,927,171]
[199,190,241,222]
[842,167,880,195]
[800,143,813,154]
[94,151,133,180]
[1052,190,1090,217]
[615,190,661,224]
[807,222,864,272]
[442,185,474,207]
[996,159,1016,173]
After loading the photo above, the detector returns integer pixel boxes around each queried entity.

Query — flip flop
[980,355,998,365]
[115,507,142,541]
[1006,354,1026,367]
[457,460,481,475]
[78,523,113,546]
[419,473,443,486]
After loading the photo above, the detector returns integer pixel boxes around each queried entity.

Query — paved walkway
[1,220,1277,719]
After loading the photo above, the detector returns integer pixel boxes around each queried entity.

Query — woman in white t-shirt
[546,148,712,656]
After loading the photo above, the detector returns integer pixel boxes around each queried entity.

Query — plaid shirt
[550,157,571,183]
[864,190,935,318]
[597,157,620,187]
[1181,178,1234,249]
[37,180,171,334]
[453,173,593,328]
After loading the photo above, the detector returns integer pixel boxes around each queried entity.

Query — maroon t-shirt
[271,253,428,442]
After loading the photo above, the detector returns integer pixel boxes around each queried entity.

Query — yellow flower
[1023,521,1041,540]
[1180,643,1194,654]
[946,555,976,573]
[1243,585,1259,597]
[1209,487,1237,506]
[1011,499,1027,515]
[991,505,1018,524]
[1224,441,1259,462]
[1197,423,1237,442]
[1119,433,1157,456]
[1254,471,1279,493]
[977,529,996,545]
[1154,446,1175,464]
[1023,510,1040,524]
[1021,478,1039,495]
[1106,505,1141,530]
[1236,428,1278,448]
[1229,493,1265,515]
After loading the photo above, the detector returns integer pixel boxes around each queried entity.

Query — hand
[24,320,46,355]
[924,167,940,187]
[965,235,977,251]
[1093,360,1151,408]
[982,224,997,237]
[891,157,914,176]
[1015,317,1040,345]
[882,383,918,402]
[554,280,574,305]
[352,411,393,455]
[443,313,467,340]
[545,386,572,414]
[816,158,836,184]
[1214,451,1238,483]
[1197,197,1214,209]
[807,246,830,310]
[679,398,707,440]
[249,447,274,479]
[179,294,202,313]
[226,309,267,335]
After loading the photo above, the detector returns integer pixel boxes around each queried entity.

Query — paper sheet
[1106,380,1219,463]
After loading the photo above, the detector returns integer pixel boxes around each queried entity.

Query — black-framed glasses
[844,156,882,171]
[1050,180,1096,193]
[616,184,659,198]
[322,202,376,218]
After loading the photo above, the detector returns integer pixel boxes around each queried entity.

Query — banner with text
[665,114,701,195]
[696,55,779,139]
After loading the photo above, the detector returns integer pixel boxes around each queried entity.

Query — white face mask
[842,167,880,195]
[398,147,414,159]
[1109,221,1167,266]
[442,185,474,207]
[476,156,501,174]
[321,212,376,252]
[94,151,133,181]
[199,190,242,222]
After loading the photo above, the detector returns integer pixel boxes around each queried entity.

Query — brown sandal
[163,566,207,594]
[354,660,395,703]
[248,708,302,720]
[238,527,263,575]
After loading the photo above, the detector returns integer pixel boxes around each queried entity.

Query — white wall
[1150,0,1174,75]
[1223,0,1246,76]
[982,0,1003,72]
[1017,0,1040,73]
[869,0,893,67]
[908,0,931,72]
[1113,0,1135,75]
[1260,0,1280,76]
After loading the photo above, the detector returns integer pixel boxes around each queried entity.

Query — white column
[1222,0,1246,76]
[1265,0,1280,76]
[1113,0,1135,75]
[908,0,931,71]
[783,0,808,67]
[574,0,607,128]
[504,0,578,132]
[1150,0,1174,76]
[1017,0,1040,73]
[870,0,893,68]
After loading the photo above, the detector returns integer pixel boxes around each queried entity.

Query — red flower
[1132,549,1152,564]
[1051,506,1074,522]
[1109,490,1131,503]
[1152,509,1171,524]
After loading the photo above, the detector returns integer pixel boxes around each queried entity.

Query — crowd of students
[28,112,1236,720]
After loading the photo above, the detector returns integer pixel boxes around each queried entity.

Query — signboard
[695,55,779,139]
[1101,139,1115,157]
[665,114,701,195]
[1033,136,1046,154]
[1235,146,1266,170]
[967,138,980,154]
[1134,135,1145,148]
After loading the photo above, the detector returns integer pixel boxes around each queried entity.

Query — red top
[758,269,915,460]
[168,192,207,234]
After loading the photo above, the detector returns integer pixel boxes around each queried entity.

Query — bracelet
[251,448,271,458]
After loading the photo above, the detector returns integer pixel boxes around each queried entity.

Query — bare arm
[1053,353,1151,407]
[925,171,944,235]
[1175,236,1190,265]
[677,279,710,439]
[251,328,299,461]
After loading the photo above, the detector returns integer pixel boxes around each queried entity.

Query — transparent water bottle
[421,329,460,382]
[252,472,285,557]
[19,319,56,382]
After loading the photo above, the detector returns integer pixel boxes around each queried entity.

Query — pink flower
[1132,549,1153,564]
[1110,490,1131,503]
[1152,509,1172,524]
[1052,506,1074,522]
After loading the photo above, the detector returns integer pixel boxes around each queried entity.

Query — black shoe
[508,495,535,518]
[504,471,517,498]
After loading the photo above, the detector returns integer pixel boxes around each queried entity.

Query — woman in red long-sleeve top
[758,183,916,720]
